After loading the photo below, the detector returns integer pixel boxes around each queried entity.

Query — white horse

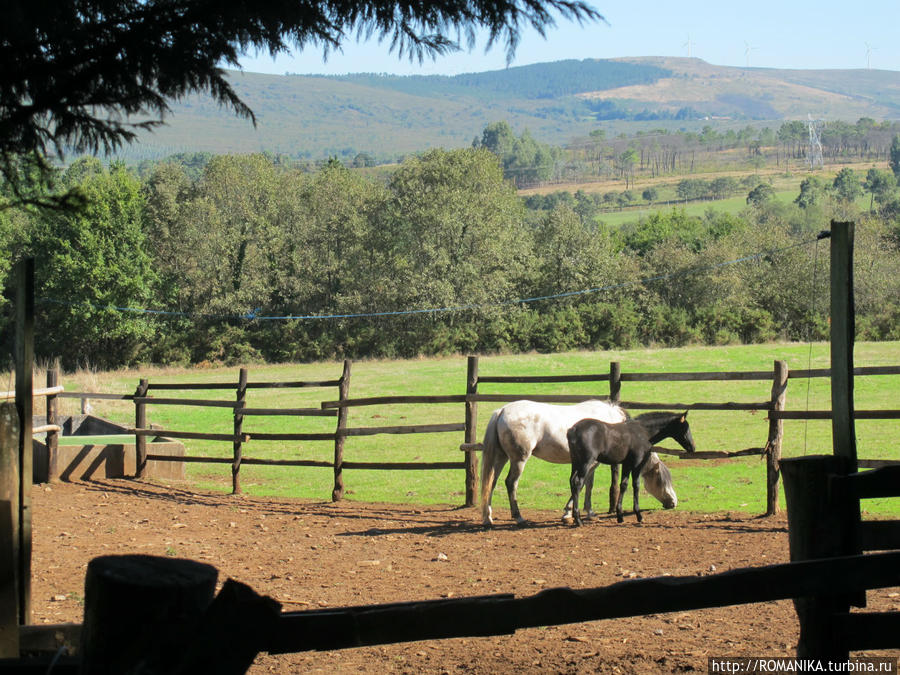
[479,400,678,527]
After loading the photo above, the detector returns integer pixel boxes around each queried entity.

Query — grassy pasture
[50,341,900,518]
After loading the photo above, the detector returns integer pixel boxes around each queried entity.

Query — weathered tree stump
[80,555,217,674]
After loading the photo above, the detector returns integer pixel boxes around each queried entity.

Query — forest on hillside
[2,135,899,370]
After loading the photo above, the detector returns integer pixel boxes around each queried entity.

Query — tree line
[2,148,899,370]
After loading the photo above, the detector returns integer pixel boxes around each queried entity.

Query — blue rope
[37,236,819,322]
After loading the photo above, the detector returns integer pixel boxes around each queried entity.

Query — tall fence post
[332,360,351,502]
[608,361,622,513]
[0,403,20,658]
[781,455,859,661]
[46,362,60,483]
[765,360,788,516]
[464,356,479,507]
[829,221,857,468]
[232,368,248,495]
[14,258,33,626]
[135,379,149,478]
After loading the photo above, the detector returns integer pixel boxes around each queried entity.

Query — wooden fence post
[135,379,149,478]
[608,361,621,404]
[829,221,857,468]
[332,360,351,502]
[765,360,788,516]
[46,362,60,483]
[232,368,248,495]
[608,361,622,513]
[80,554,218,673]
[0,403,20,658]
[464,356,479,507]
[15,258,33,626]
[781,455,859,661]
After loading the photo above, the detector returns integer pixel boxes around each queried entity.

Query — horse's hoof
[562,515,574,525]
[585,510,597,520]
[515,518,529,527]
[482,520,494,529]
[616,514,624,524]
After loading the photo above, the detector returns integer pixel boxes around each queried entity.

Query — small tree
[889,134,900,182]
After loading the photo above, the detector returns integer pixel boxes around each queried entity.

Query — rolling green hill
[119,57,900,163]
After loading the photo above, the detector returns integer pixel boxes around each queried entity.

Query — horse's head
[641,453,677,509]
[675,411,696,454]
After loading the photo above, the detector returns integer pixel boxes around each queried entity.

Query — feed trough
[32,414,185,482]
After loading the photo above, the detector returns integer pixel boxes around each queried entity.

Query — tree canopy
[1,0,603,210]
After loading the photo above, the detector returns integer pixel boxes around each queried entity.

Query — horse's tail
[480,409,502,519]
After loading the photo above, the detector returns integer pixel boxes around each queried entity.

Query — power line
[37,236,822,323]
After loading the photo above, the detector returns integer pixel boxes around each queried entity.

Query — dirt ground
[30,478,900,674]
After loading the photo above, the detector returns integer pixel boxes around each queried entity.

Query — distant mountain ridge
[124,57,900,163]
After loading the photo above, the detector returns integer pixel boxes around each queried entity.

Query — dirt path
[30,479,899,673]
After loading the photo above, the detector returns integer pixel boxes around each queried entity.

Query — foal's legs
[615,471,629,523]
[583,465,598,519]
[568,462,594,527]
[608,463,620,514]
[631,465,643,523]
[563,464,597,522]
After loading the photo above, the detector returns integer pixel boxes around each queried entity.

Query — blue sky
[238,1,899,76]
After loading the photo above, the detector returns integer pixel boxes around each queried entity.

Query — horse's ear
[681,411,688,421]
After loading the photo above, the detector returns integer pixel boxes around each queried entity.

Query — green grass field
[70,341,900,518]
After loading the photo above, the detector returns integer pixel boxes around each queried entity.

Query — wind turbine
[683,34,694,58]
[865,42,877,69]
[744,42,758,67]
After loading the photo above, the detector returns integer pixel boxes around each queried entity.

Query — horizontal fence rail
[266,550,900,654]
[35,357,899,509]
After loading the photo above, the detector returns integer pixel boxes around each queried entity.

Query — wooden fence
[37,357,900,511]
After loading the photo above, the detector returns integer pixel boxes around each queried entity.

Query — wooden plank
[133,397,239,408]
[621,371,772,381]
[620,401,771,411]
[770,410,900,420]
[460,443,483,452]
[832,466,900,500]
[145,455,333,468]
[58,392,134,400]
[238,408,337,417]
[245,432,336,442]
[268,551,900,654]
[835,611,900,652]
[246,380,342,389]
[341,461,464,470]
[0,386,65,401]
[147,377,342,390]
[468,394,610,404]
[132,429,250,443]
[858,459,900,469]
[31,425,61,435]
[789,365,900,378]
[653,447,765,459]
[858,521,900,551]
[321,395,467,409]
[477,374,609,384]
[339,423,465,437]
